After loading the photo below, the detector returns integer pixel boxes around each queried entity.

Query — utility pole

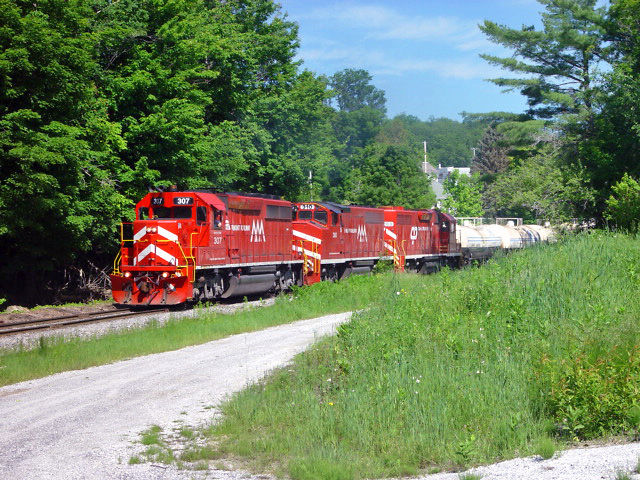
[422,141,428,174]
[308,170,313,201]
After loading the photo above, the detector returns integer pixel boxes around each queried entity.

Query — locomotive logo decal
[250,219,266,242]
[410,226,418,242]
[357,225,367,243]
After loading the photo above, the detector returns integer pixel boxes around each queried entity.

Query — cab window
[139,207,149,220]
[212,209,223,230]
[152,206,192,219]
[196,206,207,225]
[153,206,171,219]
[298,210,312,221]
[314,210,328,225]
[173,207,192,219]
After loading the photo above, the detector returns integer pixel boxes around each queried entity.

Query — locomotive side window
[266,204,292,220]
[139,207,149,220]
[332,212,339,225]
[212,209,222,230]
[196,206,207,225]
[314,210,328,225]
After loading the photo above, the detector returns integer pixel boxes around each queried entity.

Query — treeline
[0,0,484,305]
[6,0,636,306]
[442,0,640,226]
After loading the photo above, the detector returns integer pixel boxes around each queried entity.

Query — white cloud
[299,44,506,80]
[304,4,485,48]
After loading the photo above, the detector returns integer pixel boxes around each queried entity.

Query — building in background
[422,162,471,202]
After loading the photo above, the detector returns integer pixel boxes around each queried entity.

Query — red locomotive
[110,190,462,306]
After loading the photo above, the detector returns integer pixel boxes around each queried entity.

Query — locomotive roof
[187,190,282,200]
[317,201,350,214]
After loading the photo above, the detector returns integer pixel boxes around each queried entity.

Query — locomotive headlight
[152,227,157,233]
[162,272,169,278]
[146,227,151,233]
[124,272,131,278]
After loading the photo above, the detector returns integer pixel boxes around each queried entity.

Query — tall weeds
[208,232,640,478]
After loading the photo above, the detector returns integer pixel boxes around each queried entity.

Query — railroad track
[0,308,170,336]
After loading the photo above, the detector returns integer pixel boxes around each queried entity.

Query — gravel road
[0,312,351,480]
[2,309,640,480]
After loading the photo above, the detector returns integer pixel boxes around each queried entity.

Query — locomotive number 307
[174,197,194,205]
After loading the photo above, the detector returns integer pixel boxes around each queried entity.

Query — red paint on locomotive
[111,191,463,306]
[111,191,301,306]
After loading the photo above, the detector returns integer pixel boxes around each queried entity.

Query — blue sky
[277,0,546,121]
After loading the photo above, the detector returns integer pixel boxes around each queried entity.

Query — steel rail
[0,309,170,336]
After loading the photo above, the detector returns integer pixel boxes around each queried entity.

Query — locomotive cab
[111,192,226,305]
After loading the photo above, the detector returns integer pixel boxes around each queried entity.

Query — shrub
[605,173,640,232]
[534,437,556,459]
[536,346,640,439]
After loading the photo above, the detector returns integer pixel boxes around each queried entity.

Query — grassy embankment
[183,232,640,479]
[0,275,388,387]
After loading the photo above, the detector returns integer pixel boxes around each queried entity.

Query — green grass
[195,232,640,479]
[0,275,387,387]
[534,437,556,459]
[141,425,162,445]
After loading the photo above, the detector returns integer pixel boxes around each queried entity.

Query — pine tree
[471,125,510,176]
[480,0,610,119]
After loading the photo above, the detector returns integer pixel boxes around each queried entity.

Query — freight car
[456,219,556,262]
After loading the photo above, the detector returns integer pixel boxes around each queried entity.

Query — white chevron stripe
[292,230,322,245]
[134,245,177,265]
[292,244,321,260]
[133,228,146,242]
[157,225,178,243]
[384,228,397,240]
[383,241,397,254]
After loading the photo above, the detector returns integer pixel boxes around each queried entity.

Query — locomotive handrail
[113,251,122,275]
[188,231,198,282]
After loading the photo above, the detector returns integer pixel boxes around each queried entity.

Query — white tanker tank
[456,218,556,262]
